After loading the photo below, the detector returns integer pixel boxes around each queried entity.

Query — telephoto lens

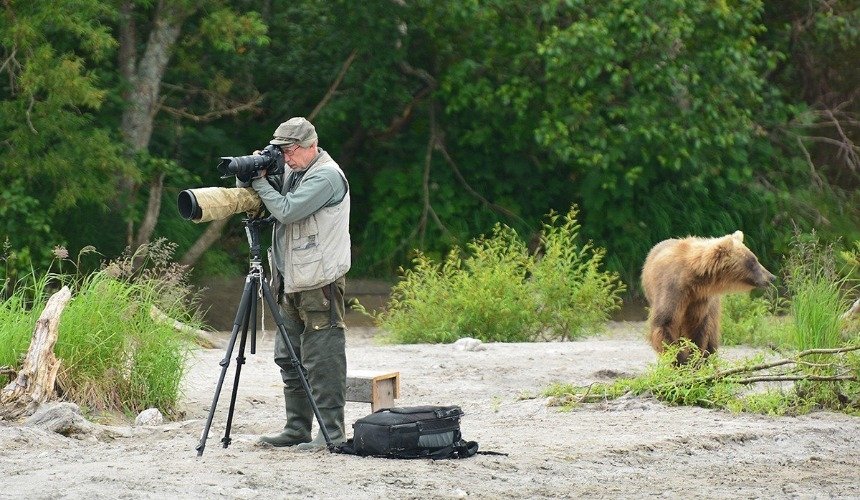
[177,187,263,222]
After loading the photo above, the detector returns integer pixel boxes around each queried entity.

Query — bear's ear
[712,237,735,260]
[730,230,744,243]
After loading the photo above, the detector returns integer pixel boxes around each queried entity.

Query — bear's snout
[756,267,776,287]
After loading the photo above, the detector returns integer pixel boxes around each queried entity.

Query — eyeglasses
[282,144,301,156]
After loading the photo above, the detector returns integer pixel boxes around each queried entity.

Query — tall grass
[0,271,50,373]
[783,233,853,350]
[0,239,199,417]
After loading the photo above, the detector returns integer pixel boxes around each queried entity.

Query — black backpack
[334,405,480,459]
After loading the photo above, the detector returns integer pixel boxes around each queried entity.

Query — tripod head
[242,215,275,266]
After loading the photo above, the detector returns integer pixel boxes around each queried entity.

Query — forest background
[2,0,858,308]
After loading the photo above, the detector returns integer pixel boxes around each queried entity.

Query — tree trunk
[118,1,188,250]
[120,2,184,151]
[0,286,71,420]
[179,217,229,268]
[133,171,165,251]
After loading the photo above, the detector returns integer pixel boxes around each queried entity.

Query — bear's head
[698,230,776,293]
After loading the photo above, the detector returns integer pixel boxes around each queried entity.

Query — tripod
[195,216,331,457]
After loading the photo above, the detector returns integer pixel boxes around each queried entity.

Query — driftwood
[843,298,860,320]
[0,286,71,420]
[149,305,223,348]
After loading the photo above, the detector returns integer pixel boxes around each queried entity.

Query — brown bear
[641,230,775,363]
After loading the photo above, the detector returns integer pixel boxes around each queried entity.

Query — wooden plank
[345,370,400,411]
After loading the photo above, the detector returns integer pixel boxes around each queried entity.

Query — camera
[177,144,287,223]
[217,144,286,182]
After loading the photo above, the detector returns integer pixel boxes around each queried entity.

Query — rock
[135,407,164,426]
[453,337,486,351]
[25,402,95,437]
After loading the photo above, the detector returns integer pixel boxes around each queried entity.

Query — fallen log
[843,298,860,320]
[0,286,71,420]
[149,305,223,349]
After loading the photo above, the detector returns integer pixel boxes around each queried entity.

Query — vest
[282,158,351,293]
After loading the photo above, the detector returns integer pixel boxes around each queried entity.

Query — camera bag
[335,405,479,459]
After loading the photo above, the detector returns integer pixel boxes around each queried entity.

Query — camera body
[217,144,286,182]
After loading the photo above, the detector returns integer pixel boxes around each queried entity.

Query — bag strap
[451,439,479,458]
[330,438,507,460]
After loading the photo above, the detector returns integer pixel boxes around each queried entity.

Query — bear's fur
[641,230,775,363]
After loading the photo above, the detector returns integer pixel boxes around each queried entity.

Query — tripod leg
[258,279,333,449]
[195,278,254,457]
[250,280,258,355]
[220,276,255,449]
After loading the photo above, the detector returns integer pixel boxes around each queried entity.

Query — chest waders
[264,277,347,450]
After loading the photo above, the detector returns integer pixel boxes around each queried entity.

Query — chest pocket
[290,215,323,288]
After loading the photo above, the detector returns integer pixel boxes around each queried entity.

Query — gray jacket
[245,148,351,292]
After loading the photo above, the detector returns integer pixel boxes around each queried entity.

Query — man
[240,117,350,450]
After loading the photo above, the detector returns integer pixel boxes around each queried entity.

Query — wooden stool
[346,370,400,412]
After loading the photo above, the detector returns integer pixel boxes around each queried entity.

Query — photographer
[238,117,350,450]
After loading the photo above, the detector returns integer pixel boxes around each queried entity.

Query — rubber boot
[258,391,313,447]
[295,406,345,451]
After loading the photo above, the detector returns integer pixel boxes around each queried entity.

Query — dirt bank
[1,322,858,499]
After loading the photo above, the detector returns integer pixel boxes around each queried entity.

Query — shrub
[370,207,625,343]
[530,210,625,340]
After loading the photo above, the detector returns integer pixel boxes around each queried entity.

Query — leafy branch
[551,344,860,414]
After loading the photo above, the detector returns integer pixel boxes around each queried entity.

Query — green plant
[0,240,199,416]
[374,227,537,344]
[720,292,791,348]
[54,271,190,415]
[784,232,855,351]
[530,208,625,340]
[840,240,860,282]
[0,271,50,382]
[369,207,625,343]
[546,340,860,415]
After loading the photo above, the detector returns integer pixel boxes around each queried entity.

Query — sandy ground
[1,320,859,499]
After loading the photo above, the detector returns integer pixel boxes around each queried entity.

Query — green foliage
[783,232,855,350]
[533,0,792,282]
[1,0,856,310]
[55,273,188,414]
[0,0,124,277]
[840,241,860,281]
[0,269,51,373]
[546,342,741,409]
[546,341,860,415]
[368,207,624,343]
[0,240,199,417]
[530,209,626,340]
[370,230,538,344]
[720,292,791,348]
